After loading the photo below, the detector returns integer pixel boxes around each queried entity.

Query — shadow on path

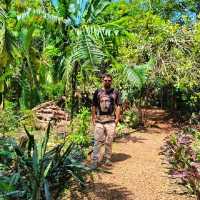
[92,182,135,200]
[115,134,147,144]
[68,181,135,200]
[111,153,131,162]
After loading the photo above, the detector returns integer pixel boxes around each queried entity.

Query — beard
[104,84,111,89]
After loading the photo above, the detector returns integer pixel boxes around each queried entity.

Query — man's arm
[115,105,121,126]
[92,106,96,125]
[91,89,98,125]
[115,90,122,126]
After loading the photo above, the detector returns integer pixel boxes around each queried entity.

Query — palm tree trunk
[26,56,42,107]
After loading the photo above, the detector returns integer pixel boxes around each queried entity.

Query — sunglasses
[103,79,112,82]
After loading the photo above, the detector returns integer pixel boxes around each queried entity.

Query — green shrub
[0,102,19,137]
[123,109,139,129]
[18,109,36,129]
[41,82,65,100]
[116,122,127,137]
[67,107,91,146]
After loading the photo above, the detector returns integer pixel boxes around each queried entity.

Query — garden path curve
[69,108,196,200]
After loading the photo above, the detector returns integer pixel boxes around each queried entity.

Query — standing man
[91,74,121,169]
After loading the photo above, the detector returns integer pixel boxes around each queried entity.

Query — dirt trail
[69,108,196,200]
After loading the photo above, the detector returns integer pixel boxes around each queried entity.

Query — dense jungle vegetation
[0,0,200,199]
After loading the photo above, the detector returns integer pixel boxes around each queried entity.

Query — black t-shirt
[92,88,122,116]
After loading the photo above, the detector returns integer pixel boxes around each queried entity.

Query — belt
[95,120,115,124]
[95,115,115,124]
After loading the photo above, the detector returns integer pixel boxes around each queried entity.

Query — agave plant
[0,121,90,200]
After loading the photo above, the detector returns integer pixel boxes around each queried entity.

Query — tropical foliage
[0,0,200,113]
[1,0,200,199]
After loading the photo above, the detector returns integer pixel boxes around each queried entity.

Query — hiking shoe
[104,159,112,167]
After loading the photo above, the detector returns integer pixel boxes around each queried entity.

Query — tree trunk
[26,56,42,107]
[0,93,3,110]
[71,62,79,120]
[138,90,144,126]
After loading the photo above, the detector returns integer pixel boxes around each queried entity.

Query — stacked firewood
[32,101,69,133]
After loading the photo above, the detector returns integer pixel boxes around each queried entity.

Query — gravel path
[90,130,195,200]
[68,109,196,200]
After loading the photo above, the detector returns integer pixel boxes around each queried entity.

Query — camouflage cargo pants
[92,122,116,162]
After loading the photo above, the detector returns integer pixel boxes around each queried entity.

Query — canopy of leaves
[0,0,199,111]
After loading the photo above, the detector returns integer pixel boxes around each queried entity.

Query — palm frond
[82,25,119,42]
[0,8,20,62]
[0,15,14,67]
[125,67,143,89]
[0,7,7,19]
[71,29,104,66]
[17,8,71,26]
[0,17,6,55]
[22,27,34,52]
[84,0,110,23]
[124,58,155,89]
[63,27,105,90]
[92,0,110,17]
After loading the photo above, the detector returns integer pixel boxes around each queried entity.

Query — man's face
[102,76,112,89]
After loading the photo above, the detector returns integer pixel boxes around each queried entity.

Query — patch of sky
[51,0,88,26]
[51,0,58,8]
[51,0,197,24]
[171,10,197,24]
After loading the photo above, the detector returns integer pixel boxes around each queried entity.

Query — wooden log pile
[32,101,69,133]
